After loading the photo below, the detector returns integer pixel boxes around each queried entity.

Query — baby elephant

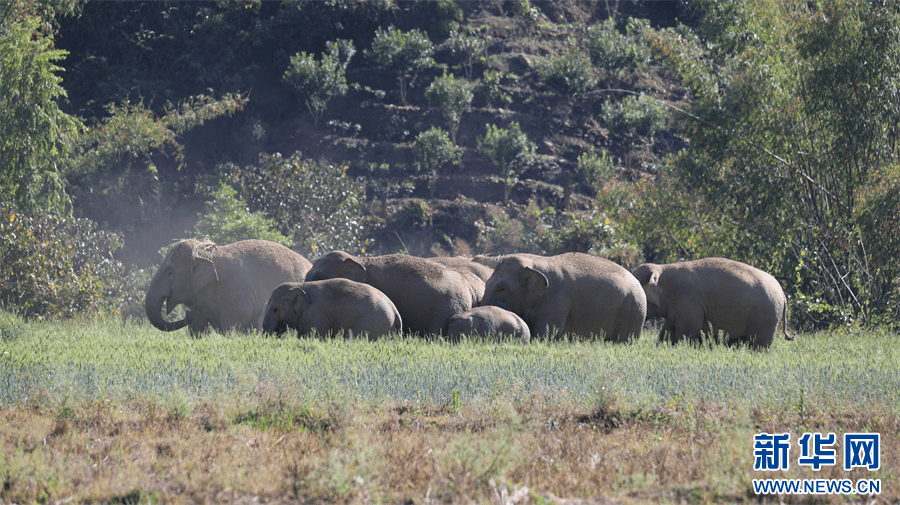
[446,306,531,343]
[262,279,401,340]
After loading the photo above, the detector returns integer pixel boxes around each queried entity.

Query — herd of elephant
[144,239,792,349]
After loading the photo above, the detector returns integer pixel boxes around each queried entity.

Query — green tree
[425,72,474,144]
[220,152,377,257]
[0,0,82,214]
[195,184,291,247]
[446,26,487,80]
[642,0,900,327]
[414,127,460,197]
[283,39,355,129]
[366,25,437,105]
[477,122,536,204]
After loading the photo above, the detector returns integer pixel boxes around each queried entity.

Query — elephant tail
[782,302,794,341]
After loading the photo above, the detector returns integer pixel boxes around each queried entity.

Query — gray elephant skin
[631,257,791,349]
[481,252,647,341]
[261,279,401,340]
[145,239,312,334]
[447,306,531,343]
[427,256,493,304]
[305,251,478,335]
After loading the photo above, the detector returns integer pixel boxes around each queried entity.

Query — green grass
[2,311,898,414]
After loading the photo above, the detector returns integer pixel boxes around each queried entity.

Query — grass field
[1,311,897,504]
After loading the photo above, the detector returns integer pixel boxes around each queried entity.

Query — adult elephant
[447,306,531,344]
[261,279,401,340]
[427,256,492,304]
[631,257,791,349]
[305,251,478,335]
[481,253,646,342]
[145,239,312,334]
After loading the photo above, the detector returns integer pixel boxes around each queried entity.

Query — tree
[220,152,377,257]
[413,127,460,197]
[283,39,355,129]
[424,71,474,144]
[477,122,536,204]
[0,0,82,215]
[366,25,437,105]
[194,183,291,247]
[642,0,900,327]
[536,39,596,98]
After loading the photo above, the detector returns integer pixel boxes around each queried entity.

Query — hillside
[56,0,692,266]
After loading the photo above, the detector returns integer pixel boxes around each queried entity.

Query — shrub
[0,201,141,320]
[195,184,291,247]
[536,40,596,97]
[365,26,437,104]
[425,72,474,144]
[477,122,536,204]
[576,148,616,191]
[220,152,377,257]
[586,17,651,74]
[414,127,461,197]
[283,39,355,129]
[445,26,487,79]
[600,94,669,136]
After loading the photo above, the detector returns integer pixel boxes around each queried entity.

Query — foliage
[600,94,669,137]
[414,127,461,197]
[220,152,377,257]
[424,71,474,143]
[68,93,247,177]
[194,183,290,247]
[283,39,355,129]
[586,17,651,75]
[642,0,900,328]
[411,0,463,38]
[0,200,143,320]
[576,148,616,191]
[480,69,515,107]
[445,26,487,79]
[0,0,82,215]
[365,25,437,104]
[536,39,596,97]
[477,122,536,204]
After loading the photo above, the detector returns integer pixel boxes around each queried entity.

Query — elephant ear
[191,257,219,297]
[521,266,549,291]
[644,270,662,307]
[291,287,313,313]
[341,257,368,282]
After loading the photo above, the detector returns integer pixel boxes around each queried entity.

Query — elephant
[446,306,531,343]
[305,251,478,335]
[145,239,312,334]
[261,279,401,340]
[631,257,792,349]
[426,256,493,303]
[481,252,647,342]
[428,256,494,282]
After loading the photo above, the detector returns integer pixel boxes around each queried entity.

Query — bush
[536,41,596,97]
[445,26,487,79]
[477,122,536,204]
[586,17,651,74]
[425,72,474,143]
[413,127,461,197]
[365,26,437,104]
[220,152,377,257]
[0,201,142,320]
[600,94,669,136]
[195,184,291,247]
[283,40,355,129]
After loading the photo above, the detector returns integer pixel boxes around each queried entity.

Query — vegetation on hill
[1,0,898,331]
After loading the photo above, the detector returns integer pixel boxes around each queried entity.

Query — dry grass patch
[4,393,895,504]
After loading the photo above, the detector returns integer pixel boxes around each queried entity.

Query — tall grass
[2,311,897,414]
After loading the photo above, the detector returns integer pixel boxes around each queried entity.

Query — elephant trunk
[261,310,288,336]
[145,289,189,332]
